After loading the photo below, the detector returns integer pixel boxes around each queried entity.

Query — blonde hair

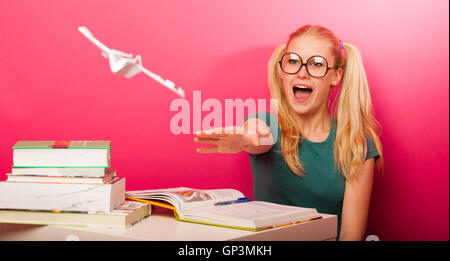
[268,25,383,181]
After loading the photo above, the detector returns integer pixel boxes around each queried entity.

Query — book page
[199,201,312,219]
[181,201,319,229]
[125,187,244,211]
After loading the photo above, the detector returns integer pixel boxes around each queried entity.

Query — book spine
[12,166,107,168]
[0,177,124,212]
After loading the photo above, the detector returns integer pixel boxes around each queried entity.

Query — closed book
[0,201,150,229]
[0,177,125,212]
[12,140,111,167]
[11,167,110,177]
[5,170,116,184]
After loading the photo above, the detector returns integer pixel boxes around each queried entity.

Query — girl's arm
[194,118,274,155]
[339,158,375,241]
[242,118,274,154]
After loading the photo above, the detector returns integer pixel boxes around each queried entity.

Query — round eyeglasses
[279,52,340,78]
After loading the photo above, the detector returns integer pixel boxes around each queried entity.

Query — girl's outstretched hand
[195,126,259,153]
[194,119,274,154]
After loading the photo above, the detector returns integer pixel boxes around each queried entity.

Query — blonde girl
[195,25,383,241]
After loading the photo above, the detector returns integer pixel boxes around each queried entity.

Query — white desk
[0,207,337,241]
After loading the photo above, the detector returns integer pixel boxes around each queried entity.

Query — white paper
[78,26,185,97]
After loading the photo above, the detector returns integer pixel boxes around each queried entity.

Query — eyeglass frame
[278,52,341,78]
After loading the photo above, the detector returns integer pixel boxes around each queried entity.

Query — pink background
[0,0,448,240]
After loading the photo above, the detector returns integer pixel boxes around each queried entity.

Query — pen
[214,197,251,206]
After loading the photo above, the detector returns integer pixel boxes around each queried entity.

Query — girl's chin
[288,97,313,114]
[291,107,310,115]
[289,103,311,115]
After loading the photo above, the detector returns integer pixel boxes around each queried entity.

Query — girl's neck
[294,110,331,142]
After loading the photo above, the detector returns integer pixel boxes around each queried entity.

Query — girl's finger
[196,126,245,137]
[196,145,219,153]
[194,137,220,144]
[195,130,228,138]
[195,129,222,136]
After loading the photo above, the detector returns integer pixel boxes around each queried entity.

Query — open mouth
[293,85,313,101]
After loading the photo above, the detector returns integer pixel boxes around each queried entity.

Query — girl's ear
[331,67,344,86]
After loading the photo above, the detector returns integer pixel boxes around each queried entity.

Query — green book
[12,140,111,168]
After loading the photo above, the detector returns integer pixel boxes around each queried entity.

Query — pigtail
[334,42,384,181]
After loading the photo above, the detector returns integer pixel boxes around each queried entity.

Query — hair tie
[340,40,347,60]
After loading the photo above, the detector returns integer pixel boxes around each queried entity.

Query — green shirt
[246,112,379,237]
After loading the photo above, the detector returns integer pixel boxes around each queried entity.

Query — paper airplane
[78,26,185,98]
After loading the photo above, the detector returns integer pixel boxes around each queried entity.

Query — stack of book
[0,140,150,228]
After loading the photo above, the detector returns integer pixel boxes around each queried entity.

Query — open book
[126,187,321,231]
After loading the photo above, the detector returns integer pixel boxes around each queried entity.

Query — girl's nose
[297,64,309,79]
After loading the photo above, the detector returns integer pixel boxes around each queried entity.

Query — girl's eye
[288,59,299,64]
[310,57,326,67]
